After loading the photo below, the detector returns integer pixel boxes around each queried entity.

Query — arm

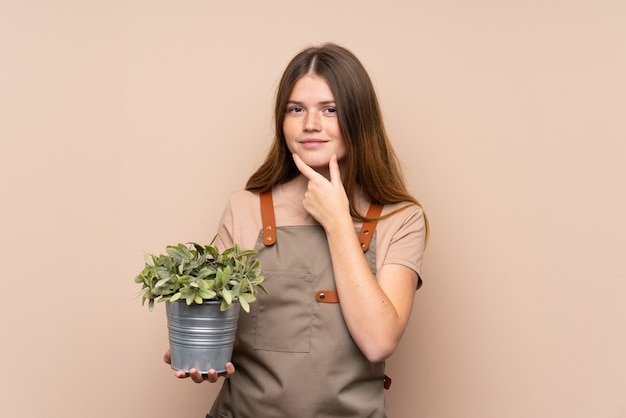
[326,224,418,362]
[293,154,420,362]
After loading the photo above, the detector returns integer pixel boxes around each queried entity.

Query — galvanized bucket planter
[166,300,240,374]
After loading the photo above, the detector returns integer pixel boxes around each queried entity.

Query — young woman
[165,43,428,417]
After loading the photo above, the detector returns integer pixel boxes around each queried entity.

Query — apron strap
[315,290,340,303]
[260,191,276,246]
[358,202,384,251]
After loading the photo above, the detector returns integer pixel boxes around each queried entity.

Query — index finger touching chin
[292,154,315,178]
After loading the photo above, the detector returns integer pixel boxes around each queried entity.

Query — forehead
[289,74,335,101]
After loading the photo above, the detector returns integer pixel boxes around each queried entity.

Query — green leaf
[222,289,233,305]
[197,289,216,300]
[220,299,230,311]
[239,293,257,303]
[195,268,211,281]
[155,278,170,288]
[157,269,171,280]
[143,252,153,265]
[239,297,250,313]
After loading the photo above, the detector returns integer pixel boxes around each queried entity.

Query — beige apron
[210,191,387,418]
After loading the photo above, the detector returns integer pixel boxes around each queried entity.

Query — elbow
[361,341,398,363]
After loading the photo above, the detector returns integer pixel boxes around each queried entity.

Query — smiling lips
[299,139,328,149]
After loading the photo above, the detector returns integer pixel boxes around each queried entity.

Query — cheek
[331,123,345,145]
[336,143,348,160]
[282,120,295,141]
[330,119,343,137]
[282,123,296,153]
[334,127,347,159]
[285,140,297,155]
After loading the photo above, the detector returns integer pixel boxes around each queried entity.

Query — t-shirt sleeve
[381,205,426,278]
[213,190,263,253]
[214,199,235,252]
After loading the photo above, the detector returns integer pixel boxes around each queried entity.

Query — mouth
[299,138,328,143]
[299,139,328,149]
[299,138,328,145]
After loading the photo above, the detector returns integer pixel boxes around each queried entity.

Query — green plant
[134,240,267,312]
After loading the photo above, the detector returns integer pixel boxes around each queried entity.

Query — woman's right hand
[163,349,235,383]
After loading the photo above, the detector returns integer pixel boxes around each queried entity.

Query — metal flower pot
[166,300,240,374]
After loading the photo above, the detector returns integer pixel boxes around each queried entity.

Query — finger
[163,349,171,364]
[328,154,342,186]
[292,154,322,181]
[188,368,205,383]
[218,362,235,378]
[174,370,189,379]
[205,369,220,383]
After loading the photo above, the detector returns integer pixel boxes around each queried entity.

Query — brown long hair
[246,43,428,239]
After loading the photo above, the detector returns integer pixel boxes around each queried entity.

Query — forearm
[325,218,410,362]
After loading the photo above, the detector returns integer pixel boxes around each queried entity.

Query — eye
[324,107,337,115]
[287,106,304,114]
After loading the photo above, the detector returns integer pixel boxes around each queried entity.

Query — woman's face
[283,74,347,172]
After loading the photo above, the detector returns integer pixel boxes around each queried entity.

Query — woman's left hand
[292,154,351,229]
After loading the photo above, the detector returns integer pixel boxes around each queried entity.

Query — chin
[303,158,332,169]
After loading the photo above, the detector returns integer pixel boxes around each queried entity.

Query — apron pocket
[253,271,314,353]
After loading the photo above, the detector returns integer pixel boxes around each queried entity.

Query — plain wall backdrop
[1,1,625,417]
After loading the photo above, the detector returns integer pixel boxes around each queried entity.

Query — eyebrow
[287,100,336,106]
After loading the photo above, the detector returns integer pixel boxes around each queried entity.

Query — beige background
[1,0,625,417]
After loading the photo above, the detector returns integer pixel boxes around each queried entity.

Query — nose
[304,111,321,132]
